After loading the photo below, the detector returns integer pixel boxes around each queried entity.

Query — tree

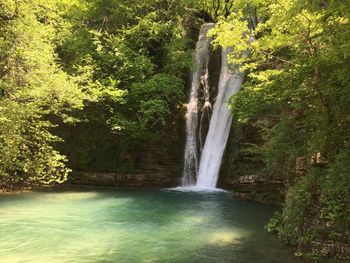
[0,0,85,189]
[209,0,350,255]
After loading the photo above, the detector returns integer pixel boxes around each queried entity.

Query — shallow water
[0,188,301,263]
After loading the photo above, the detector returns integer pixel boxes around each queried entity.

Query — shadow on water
[0,188,302,263]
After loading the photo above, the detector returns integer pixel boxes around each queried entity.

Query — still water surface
[0,188,302,263]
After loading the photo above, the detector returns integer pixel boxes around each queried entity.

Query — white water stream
[196,48,244,188]
[182,23,244,189]
[182,23,214,186]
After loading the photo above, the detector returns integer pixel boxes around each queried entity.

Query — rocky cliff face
[218,121,286,204]
[219,175,284,205]
[69,169,180,188]
[68,149,182,188]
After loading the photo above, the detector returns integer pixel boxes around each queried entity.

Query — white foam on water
[165,186,229,193]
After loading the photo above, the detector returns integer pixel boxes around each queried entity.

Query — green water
[0,188,301,263]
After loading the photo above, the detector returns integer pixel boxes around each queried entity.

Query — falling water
[199,71,212,152]
[182,23,214,186]
[196,48,244,188]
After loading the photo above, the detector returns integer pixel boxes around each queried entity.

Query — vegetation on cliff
[0,0,197,187]
[208,0,350,261]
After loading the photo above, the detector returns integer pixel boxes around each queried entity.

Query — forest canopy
[0,0,199,188]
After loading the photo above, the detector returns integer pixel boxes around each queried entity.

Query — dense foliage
[0,0,202,187]
[53,0,199,172]
[0,0,85,188]
[208,0,350,260]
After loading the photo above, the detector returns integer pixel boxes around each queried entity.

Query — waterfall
[181,23,214,186]
[196,48,244,188]
[199,71,212,152]
[181,23,244,190]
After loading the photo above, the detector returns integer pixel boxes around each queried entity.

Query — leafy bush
[0,0,84,189]
[319,151,350,232]
[267,175,314,245]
